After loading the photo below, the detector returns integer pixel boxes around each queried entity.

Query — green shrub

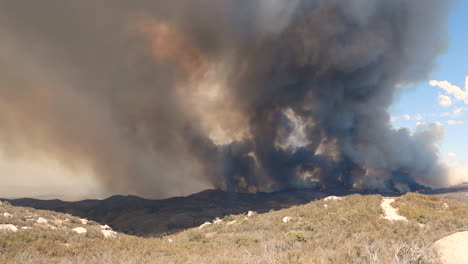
[188,231,204,242]
[233,234,260,246]
[285,230,307,242]
[222,215,235,222]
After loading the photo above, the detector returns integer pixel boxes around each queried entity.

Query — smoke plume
[0,0,454,197]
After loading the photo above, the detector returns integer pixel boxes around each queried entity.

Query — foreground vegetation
[1,193,468,264]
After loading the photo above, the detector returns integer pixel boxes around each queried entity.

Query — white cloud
[390,116,399,122]
[438,94,452,107]
[448,152,457,158]
[416,121,442,127]
[447,120,464,125]
[466,75,468,91]
[430,76,468,105]
[403,114,411,120]
[413,114,423,121]
[453,106,468,116]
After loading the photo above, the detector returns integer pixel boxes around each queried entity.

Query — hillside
[1,193,468,264]
[5,188,359,237]
[5,184,467,237]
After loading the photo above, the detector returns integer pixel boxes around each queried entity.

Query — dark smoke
[0,0,453,197]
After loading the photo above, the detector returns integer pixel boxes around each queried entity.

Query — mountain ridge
[4,184,468,237]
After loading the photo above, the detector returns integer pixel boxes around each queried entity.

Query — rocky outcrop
[36,217,48,224]
[433,232,468,264]
[101,230,117,239]
[324,196,343,201]
[0,224,18,232]
[72,227,87,234]
[199,222,212,230]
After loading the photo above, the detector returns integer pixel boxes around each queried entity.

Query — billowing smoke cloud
[0,0,454,197]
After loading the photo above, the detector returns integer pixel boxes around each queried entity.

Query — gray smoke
[0,0,453,197]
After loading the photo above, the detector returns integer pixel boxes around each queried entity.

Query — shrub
[188,231,204,242]
[285,230,307,242]
[233,234,260,246]
[222,215,236,222]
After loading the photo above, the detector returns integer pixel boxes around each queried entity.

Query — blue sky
[390,0,468,163]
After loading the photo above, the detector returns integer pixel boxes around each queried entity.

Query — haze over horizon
[0,0,467,200]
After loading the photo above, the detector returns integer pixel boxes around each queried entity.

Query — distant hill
[4,184,468,237]
[6,188,333,236]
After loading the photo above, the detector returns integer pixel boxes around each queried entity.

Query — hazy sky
[0,154,101,200]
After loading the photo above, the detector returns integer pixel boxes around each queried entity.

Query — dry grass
[1,193,468,263]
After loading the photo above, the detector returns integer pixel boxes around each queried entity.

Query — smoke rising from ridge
[0,0,454,197]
